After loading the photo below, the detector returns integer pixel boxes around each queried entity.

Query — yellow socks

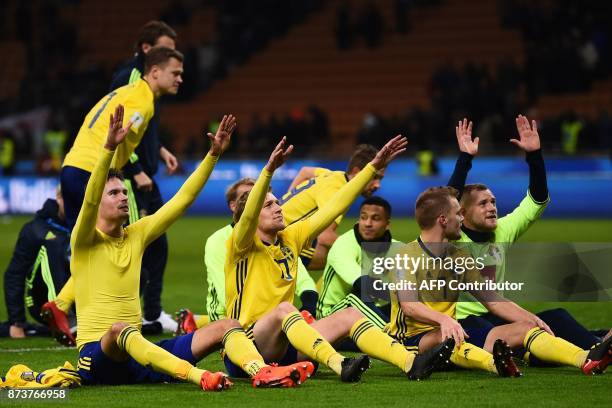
[450,342,497,374]
[350,318,415,373]
[281,311,344,375]
[222,327,267,377]
[524,328,588,368]
[117,326,204,385]
[54,277,75,313]
[195,314,209,329]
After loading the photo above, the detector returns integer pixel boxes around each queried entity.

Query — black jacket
[110,53,163,178]
[4,199,71,325]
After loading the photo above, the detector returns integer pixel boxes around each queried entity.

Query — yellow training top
[72,146,217,349]
[280,168,348,226]
[225,164,377,328]
[63,79,155,172]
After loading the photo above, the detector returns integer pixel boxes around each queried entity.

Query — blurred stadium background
[0,1,610,405]
[0,0,611,219]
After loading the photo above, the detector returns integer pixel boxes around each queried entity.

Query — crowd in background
[0,0,611,176]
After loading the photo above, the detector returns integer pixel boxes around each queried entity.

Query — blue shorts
[77,333,196,385]
[60,166,91,230]
[403,316,494,350]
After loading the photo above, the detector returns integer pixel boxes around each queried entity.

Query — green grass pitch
[0,216,610,407]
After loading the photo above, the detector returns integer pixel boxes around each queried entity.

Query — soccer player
[224,135,455,382]
[41,46,186,343]
[386,186,611,376]
[448,116,610,359]
[316,196,400,328]
[60,45,184,230]
[109,21,181,333]
[281,144,382,270]
[72,107,312,389]
[175,178,319,333]
[3,188,72,341]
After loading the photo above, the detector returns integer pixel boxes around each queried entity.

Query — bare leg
[100,322,131,362]
[484,321,535,353]
[191,319,243,360]
[252,303,295,361]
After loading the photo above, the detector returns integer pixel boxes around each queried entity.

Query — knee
[218,318,242,332]
[341,307,365,324]
[109,322,130,340]
[276,302,298,316]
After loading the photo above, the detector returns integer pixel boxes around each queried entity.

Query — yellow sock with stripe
[281,311,345,375]
[524,328,588,368]
[350,318,415,373]
[117,326,204,385]
[450,342,497,374]
[195,315,209,329]
[54,277,75,313]
[222,327,267,377]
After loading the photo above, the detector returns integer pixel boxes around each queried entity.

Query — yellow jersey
[280,168,347,226]
[385,239,483,340]
[72,146,217,349]
[63,79,155,173]
[226,164,377,328]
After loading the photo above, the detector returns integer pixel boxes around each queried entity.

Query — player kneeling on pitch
[72,106,312,390]
[386,186,611,377]
[223,135,454,383]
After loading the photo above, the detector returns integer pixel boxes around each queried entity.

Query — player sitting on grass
[175,178,319,333]
[316,196,400,328]
[223,135,454,383]
[71,107,312,390]
[449,116,611,361]
[282,144,383,270]
[40,46,187,344]
[387,186,611,377]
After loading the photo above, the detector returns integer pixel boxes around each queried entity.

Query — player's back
[63,79,155,173]
[280,168,348,225]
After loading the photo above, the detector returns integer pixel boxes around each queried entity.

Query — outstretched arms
[305,135,407,241]
[139,115,236,245]
[72,105,133,248]
[233,137,294,252]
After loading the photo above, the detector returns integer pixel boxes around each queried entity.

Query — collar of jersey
[417,236,447,259]
[460,225,493,242]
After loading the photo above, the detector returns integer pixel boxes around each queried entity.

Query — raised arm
[448,118,478,198]
[72,105,132,248]
[139,115,236,245]
[288,166,317,191]
[233,137,294,252]
[511,115,549,203]
[305,135,407,240]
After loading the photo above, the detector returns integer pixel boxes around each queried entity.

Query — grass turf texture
[0,216,610,407]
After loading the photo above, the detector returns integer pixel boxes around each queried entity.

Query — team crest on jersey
[275,246,295,281]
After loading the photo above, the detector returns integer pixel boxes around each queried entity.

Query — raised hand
[265,136,294,173]
[208,114,237,156]
[511,115,541,152]
[105,104,133,150]
[370,134,408,170]
[456,118,479,155]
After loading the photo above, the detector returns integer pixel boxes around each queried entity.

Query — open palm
[511,115,540,152]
